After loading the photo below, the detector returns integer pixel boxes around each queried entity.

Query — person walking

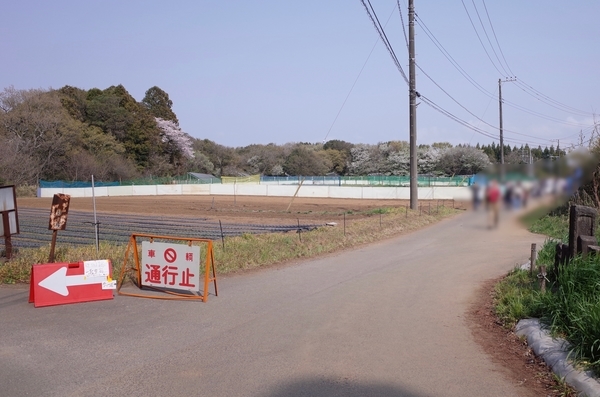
[486,180,501,228]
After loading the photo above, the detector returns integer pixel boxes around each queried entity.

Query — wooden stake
[2,212,12,260]
[530,243,537,276]
[539,265,547,292]
[219,220,225,251]
[49,230,58,263]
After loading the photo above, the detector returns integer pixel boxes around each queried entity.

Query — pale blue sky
[2,1,598,150]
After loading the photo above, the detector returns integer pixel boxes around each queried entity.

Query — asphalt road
[0,209,545,397]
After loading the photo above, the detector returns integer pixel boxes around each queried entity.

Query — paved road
[1,209,545,397]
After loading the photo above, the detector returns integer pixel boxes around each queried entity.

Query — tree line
[0,84,568,186]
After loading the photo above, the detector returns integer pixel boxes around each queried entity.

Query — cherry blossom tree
[155,117,194,159]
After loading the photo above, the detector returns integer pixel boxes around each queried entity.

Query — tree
[435,146,491,176]
[283,146,329,176]
[323,140,354,157]
[322,149,348,175]
[84,85,162,170]
[235,143,286,175]
[0,88,73,184]
[193,139,237,176]
[141,86,178,124]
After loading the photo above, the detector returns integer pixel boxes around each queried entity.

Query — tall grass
[494,268,543,327]
[496,212,600,374]
[537,256,600,373]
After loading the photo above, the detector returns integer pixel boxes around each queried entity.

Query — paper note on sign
[84,260,110,278]
[102,280,117,290]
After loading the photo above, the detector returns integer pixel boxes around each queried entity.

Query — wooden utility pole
[498,79,504,165]
[498,77,516,165]
[408,0,418,210]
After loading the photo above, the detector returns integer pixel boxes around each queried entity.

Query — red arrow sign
[29,261,115,308]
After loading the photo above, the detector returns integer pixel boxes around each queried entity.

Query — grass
[537,256,600,374]
[1,205,460,284]
[494,268,542,328]
[529,215,569,240]
[495,210,600,375]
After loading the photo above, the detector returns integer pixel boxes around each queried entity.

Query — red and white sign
[141,241,200,292]
[29,260,115,308]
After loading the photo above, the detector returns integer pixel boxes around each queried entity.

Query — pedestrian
[471,182,482,210]
[486,180,501,228]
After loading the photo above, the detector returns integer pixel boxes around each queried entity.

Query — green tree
[283,146,329,176]
[141,86,178,124]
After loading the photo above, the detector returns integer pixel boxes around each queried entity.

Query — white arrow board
[38,266,116,296]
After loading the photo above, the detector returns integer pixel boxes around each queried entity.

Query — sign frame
[116,233,217,302]
[0,185,19,237]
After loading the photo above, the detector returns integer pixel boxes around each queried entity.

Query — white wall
[39,184,470,201]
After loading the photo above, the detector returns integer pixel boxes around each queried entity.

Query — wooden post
[530,243,536,276]
[48,230,58,263]
[539,265,547,292]
[219,220,225,251]
[2,212,12,260]
[343,213,346,236]
[379,212,382,228]
[297,218,302,242]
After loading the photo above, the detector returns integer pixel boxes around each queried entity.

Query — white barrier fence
[39,184,472,201]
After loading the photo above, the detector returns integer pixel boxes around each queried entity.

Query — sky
[2,1,599,150]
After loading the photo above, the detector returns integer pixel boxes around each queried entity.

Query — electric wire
[460,0,505,76]
[396,0,409,50]
[360,0,408,84]
[481,0,513,76]
[415,13,592,128]
[416,62,554,143]
[470,0,511,77]
[360,1,583,149]
[466,0,595,117]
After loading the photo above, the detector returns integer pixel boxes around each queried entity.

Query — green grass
[528,214,569,240]
[537,256,600,373]
[495,210,600,375]
[494,268,543,328]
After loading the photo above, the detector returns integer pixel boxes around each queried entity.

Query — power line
[416,63,554,143]
[416,12,593,128]
[466,0,596,117]
[396,0,409,50]
[469,0,511,76]
[360,0,408,84]
[481,0,513,76]
[323,5,397,143]
[358,1,583,150]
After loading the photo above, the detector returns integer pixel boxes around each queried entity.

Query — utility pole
[408,0,418,210]
[498,77,516,165]
[498,79,504,164]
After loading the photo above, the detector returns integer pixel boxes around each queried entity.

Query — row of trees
[0,84,569,186]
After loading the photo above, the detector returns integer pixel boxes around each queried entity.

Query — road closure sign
[141,241,200,292]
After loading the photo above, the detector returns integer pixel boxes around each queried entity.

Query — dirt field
[18,195,463,224]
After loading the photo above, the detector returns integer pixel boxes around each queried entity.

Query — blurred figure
[486,180,501,228]
[471,182,482,210]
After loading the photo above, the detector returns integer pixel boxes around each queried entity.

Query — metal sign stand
[0,185,19,260]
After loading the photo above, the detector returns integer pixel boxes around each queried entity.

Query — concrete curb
[515,318,600,397]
